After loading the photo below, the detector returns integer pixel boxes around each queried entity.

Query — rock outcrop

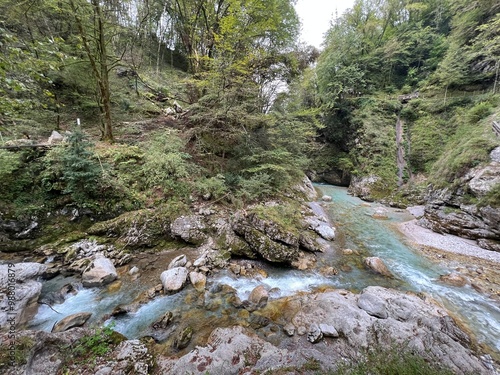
[157,286,493,375]
[348,175,380,201]
[421,147,500,251]
[0,329,153,375]
[0,262,47,329]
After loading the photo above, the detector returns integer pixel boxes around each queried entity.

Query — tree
[69,0,119,142]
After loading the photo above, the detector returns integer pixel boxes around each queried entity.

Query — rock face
[421,148,500,251]
[82,256,118,287]
[0,262,47,328]
[157,286,492,375]
[158,326,295,374]
[160,267,188,293]
[348,175,380,201]
[170,215,207,245]
[88,209,171,248]
[52,312,92,333]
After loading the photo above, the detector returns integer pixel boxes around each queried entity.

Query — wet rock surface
[156,286,494,375]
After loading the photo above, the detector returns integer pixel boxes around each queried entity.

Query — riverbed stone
[189,271,206,292]
[363,257,393,278]
[82,256,117,287]
[307,323,323,343]
[439,273,468,287]
[160,267,188,293]
[52,312,92,333]
[168,254,187,269]
[248,285,269,309]
[174,326,193,350]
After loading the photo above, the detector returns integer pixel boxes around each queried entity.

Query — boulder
[168,254,187,269]
[439,273,468,287]
[372,207,389,219]
[160,267,188,293]
[321,195,333,202]
[0,262,47,328]
[174,326,193,350]
[319,323,339,338]
[52,312,92,333]
[189,272,206,292]
[248,285,269,309]
[363,257,393,278]
[307,323,323,343]
[305,217,336,241]
[87,209,170,248]
[82,256,117,287]
[348,175,380,201]
[48,130,64,144]
[152,311,173,330]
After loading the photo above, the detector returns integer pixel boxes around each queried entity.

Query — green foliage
[61,130,103,205]
[430,125,496,186]
[62,324,122,370]
[0,336,34,369]
[466,101,493,124]
[0,149,21,180]
[141,130,192,192]
[333,347,455,375]
[237,173,274,201]
[194,175,228,200]
[479,183,500,208]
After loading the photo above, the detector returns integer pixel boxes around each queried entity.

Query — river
[29,184,500,355]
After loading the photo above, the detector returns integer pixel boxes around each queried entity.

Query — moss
[250,201,304,235]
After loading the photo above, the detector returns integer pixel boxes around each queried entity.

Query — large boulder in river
[161,267,188,293]
[82,256,117,287]
[363,257,394,278]
[0,263,47,329]
[348,175,380,201]
[52,312,92,333]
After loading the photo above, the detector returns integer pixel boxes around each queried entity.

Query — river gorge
[1,183,499,374]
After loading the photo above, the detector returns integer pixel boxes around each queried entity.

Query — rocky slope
[1,287,496,375]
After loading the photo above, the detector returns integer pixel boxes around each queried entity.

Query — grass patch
[332,348,457,375]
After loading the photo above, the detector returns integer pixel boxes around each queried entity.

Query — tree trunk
[94,0,113,142]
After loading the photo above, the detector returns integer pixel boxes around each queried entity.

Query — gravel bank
[397,219,500,264]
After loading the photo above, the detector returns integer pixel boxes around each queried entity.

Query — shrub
[39,130,103,207]
[141,130,193,192]
[237,173,274,201]
[194,174,228,200]
[466,101,492,125]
